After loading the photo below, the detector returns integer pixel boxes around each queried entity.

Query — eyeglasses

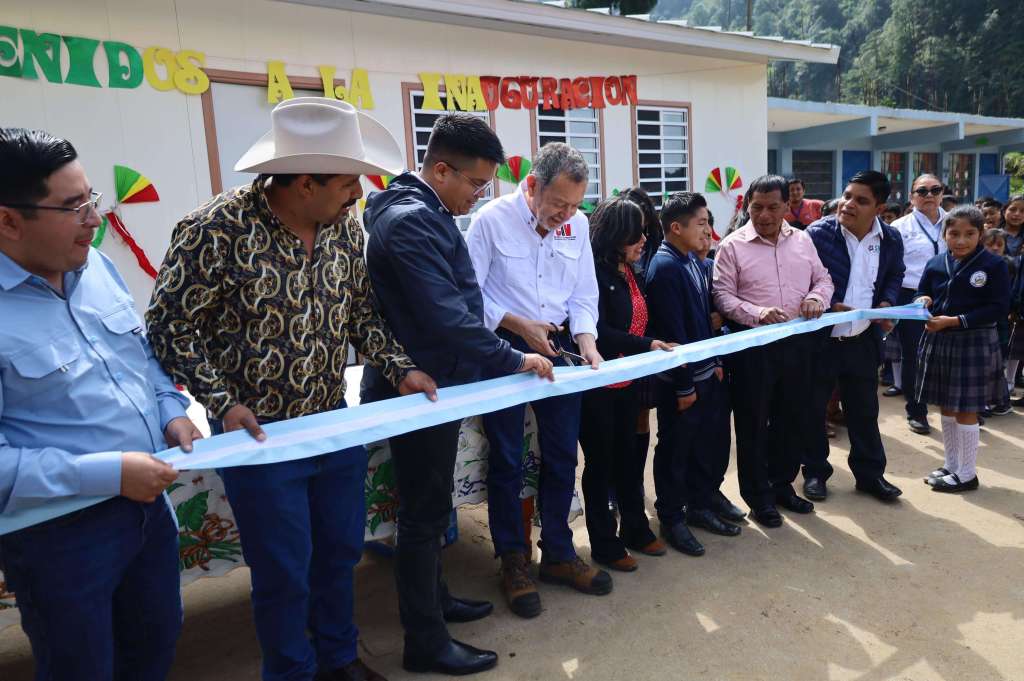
[548,327,587,366]
[2,191,103,224]
[913,186,944,197]
[442,162,493,197]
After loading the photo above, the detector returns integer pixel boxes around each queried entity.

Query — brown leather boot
[501,552,541,618]
[539,556,613,595]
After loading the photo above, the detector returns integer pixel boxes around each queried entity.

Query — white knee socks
[892,361,903,390]
[940,415,958,474]
[1007,360,1020,393]
[956,423,980,482]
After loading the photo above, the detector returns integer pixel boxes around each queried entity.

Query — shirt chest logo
[554,224,575,240]
[970,271,988,288]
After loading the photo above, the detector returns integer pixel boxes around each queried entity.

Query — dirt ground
[2,392,1023,681]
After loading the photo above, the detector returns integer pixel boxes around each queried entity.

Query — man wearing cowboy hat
[148,97,436,681]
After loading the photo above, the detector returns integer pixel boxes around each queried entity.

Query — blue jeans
[0,496,181,681]
[212,418,367,681]
[482,390,582,563]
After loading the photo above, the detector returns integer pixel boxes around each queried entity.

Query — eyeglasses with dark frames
[2,191,103,224]
[912,186,944,197]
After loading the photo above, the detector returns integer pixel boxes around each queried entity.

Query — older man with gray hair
[466,142,606,619]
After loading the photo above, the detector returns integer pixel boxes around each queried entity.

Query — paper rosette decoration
[92,165,160,279]
[367,175,394,191]
[115,165,160,204]
[497,156,531,184]
[705,166,742,194]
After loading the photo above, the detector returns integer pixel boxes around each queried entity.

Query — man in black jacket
[362,114,553,677]
[803,170,905,503]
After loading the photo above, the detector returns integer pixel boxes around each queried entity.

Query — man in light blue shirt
[0,128,202,681]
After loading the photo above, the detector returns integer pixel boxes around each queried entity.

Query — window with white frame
[536,105,602,207]
[408,90,493,229]
[635,106,690,207]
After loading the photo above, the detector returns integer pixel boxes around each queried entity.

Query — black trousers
[579,385,656,562]
[897,287,929,420]
[804,330,888,483]
[388,418,463,659]
[653,375,731,525]
[727,334,819,509]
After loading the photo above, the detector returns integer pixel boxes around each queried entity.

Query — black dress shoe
[710,492,747,523]
[775,492,814,514]
[661,522,705,556]
[687,508,741,536]
[750,505,783,528]
[924,467,951,485]
[907,418,931,435]
[443,596,493,623]
[883,386,903,397]
[803,477,827,501]
[403,639,498,676]
[931,474,979,494]
[855,477,903,501]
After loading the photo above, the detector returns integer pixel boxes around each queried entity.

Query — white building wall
[1,0,769,312]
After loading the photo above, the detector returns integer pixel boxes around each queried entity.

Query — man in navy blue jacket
[646,192,739,557]
[804,170,905,503]
[362,114,553,676]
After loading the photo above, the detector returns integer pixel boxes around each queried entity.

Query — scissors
[547,325,587,366]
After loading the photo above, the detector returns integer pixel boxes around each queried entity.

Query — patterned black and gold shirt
[146,179,415,420]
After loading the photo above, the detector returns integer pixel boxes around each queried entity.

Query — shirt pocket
[494,238,535,294]
[5,339,83,407]
[552,241,583,293]
[99,303,149,372]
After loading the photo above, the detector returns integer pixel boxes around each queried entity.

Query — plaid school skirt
[915,326,1004,413]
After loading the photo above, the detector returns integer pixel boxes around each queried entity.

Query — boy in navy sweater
[646,192,740,557]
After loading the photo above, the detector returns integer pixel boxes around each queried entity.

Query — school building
[768,97,1024,203]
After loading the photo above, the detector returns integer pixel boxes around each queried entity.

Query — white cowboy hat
[234,97,404,176]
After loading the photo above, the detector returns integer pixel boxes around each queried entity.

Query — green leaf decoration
[175,490,210,533]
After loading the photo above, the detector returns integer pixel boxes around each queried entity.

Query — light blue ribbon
[0,304,930,535]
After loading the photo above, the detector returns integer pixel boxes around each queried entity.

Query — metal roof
[278,0,840,64]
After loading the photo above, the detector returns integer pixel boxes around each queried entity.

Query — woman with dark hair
[620,187,663,486]
[622,186,662,273]
[578,197,675,571]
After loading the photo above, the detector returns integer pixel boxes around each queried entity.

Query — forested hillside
[570,0,1024,118]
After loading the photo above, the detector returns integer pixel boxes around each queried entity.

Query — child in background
[882,201,903,225]
[1001,197,1024,394]
[916,206,1010,492]
[1000,194,1024,255]
[981,228,1014,415]
[821,198,839,217]
[981,199,1004,231]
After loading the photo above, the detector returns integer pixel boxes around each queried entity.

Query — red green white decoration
[92,165,160,278]
[705,166,742,194]
[368,175,394,191]
[496,156,531,184]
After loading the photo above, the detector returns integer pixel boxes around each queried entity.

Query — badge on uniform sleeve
[970,271,988,288]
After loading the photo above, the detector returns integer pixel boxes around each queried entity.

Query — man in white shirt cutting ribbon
[466,142,608,619]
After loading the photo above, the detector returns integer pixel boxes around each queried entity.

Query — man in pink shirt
[712,175,834,528]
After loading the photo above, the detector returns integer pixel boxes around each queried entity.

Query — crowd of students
[0,101,1017,681]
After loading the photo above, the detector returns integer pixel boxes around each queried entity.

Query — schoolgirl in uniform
[915,206,1010,492]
